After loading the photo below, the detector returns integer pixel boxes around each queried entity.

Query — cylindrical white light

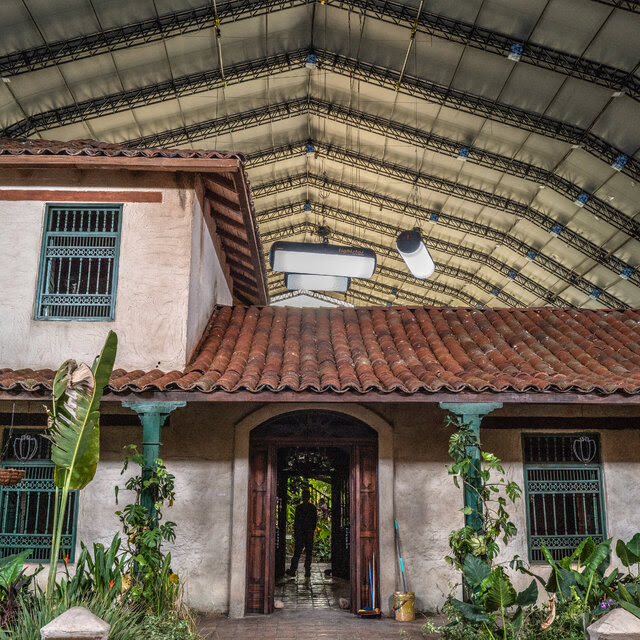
[285,273,350,292]
[396,229,435,279]
[270,241,377,279]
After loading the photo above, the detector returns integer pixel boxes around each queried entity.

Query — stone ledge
[588,607,640,640]
[40,606,110,640]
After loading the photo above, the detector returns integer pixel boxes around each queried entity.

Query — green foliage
[444,417,521,571]
[115,445,180,615]
[141,614,200,640]
[55,534,124,606]
[449,557,539,640]
[616,534,640,576]
[0,590,146,640]
[45,331,117,598]
[541,537,614,622]
[0,551,38,629]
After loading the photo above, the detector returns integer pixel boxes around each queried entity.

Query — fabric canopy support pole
[439,403,503,532]
[122,401,186,523]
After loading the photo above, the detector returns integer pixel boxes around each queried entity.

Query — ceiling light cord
[394,1,423,93]
[212,0,226,87]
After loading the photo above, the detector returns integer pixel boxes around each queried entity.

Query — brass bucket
[394,591,415,621]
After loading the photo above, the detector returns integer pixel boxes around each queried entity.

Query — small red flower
[109,580,115,590]
[63,555,69,565]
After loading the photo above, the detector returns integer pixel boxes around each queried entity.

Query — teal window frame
[0,431,79,563]
[35,203,122,321]
[522,433,606,563]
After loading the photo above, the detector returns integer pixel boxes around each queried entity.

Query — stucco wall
[3,400,640,616]
[0,168,231,372]
[186,195,233,359]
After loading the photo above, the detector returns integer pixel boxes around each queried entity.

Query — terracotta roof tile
[2,306,640,397]
[0,137,244,161]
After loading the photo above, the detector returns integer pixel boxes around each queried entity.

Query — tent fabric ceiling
[1,0,639,309]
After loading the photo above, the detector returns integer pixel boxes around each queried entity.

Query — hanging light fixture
[396,228,435,279]
[285,273,350,292]
[270,241,376,279]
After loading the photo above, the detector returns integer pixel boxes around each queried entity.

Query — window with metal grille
[523,433,605,563]
[35,204,122,320]
[0,429,78,562]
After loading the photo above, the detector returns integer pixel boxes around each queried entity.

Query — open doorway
[246,411,378,615]
[274,446,350,609]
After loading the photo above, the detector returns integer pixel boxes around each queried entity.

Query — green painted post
[122,401,186,524]
[440,403,502,532]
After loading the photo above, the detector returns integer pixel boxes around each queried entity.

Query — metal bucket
[394,591,415,621]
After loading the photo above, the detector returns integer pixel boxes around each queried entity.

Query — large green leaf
[450,598,491,622]
[47,331,117,490]
[627,534,640,559]
[485,572,517,612]
[584,539,612,576]
[463,553,490,588]
[0,550,31,586]
[515,580,538,607]
[617,538,640,568]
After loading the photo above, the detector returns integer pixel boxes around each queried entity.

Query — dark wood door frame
[245,413,379,615]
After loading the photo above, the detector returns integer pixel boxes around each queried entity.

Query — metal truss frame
[270,289,354,306]
[1,0,636,102]
[4,47,638,186]
[257,200,573,308]
[263,222,488,306]
[125,98,635,243]
[252,174,628,308]
[253,172,636,299]
[249,141,639,260]
[590,0,640,11]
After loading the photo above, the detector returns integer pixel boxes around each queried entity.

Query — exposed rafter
[126,99,635,238]
[253,172,637,292]
[1,0,637,102]
[257,201,574,307]
[4,48,639,187]
[252,174,628,308]
[263,222,486,306]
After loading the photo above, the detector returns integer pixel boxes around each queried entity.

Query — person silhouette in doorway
[286,488,317,578]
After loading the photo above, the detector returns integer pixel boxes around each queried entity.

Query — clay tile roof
[2,306,640,397]
[0,137,244,160]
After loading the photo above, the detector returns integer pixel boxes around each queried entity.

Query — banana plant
[45,331,117,598]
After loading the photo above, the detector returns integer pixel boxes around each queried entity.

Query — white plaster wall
[390,403,462,611]
[13,400,639,617]
[0,170,193,371]
[185,196,232,359]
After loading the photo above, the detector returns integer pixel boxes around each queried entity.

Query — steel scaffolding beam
[252,173,629,308]
[253,171,637,294]
[590,0,640,11]
[257,200,573,307]
[125,99,635,241]
[4,47,639,186]
[1,0,636,101]
[248,140,639,245]
[263,222,485,306]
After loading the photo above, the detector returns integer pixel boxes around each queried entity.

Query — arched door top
[251,410,377,442]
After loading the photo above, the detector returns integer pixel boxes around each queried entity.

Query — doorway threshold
[275,562,350,610]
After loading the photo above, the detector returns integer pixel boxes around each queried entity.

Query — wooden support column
[439,403,503,532]
[122,401,186,523]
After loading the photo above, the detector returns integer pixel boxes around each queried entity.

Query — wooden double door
[245,412,378,615]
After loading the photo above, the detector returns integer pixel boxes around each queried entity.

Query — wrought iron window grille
[35,204,122,321]
[522,433,605,563]
[0,429,78,562]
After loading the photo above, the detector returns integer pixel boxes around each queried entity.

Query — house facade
[1,139,639,618]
